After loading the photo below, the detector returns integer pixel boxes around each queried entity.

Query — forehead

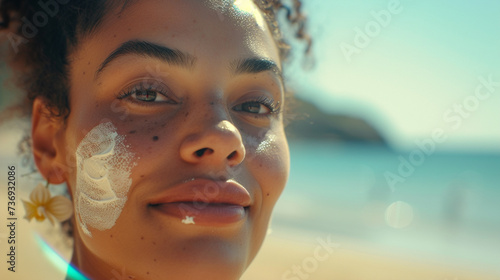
[74,0,280,68]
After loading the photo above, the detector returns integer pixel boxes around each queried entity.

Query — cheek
[73,122,136,238]
[248,132,290,202]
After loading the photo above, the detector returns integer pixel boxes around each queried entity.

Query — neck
[67,227,117,280]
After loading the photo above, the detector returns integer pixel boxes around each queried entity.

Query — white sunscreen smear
[181,216,195,225]
[75,122,135,237]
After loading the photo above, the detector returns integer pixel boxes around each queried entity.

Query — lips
[149,179,251,226]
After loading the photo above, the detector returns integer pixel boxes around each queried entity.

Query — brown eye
[239,101,270,114]
[135,89,158,102]
[233,96,279,115]
[117,82,177,105]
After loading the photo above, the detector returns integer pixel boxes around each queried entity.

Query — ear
[31,98,68,185]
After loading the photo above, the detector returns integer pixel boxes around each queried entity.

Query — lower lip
[153,202,247,226]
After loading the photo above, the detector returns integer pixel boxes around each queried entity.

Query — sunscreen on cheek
[75,122,135,237]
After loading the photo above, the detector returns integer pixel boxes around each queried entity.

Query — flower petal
[46,196,73,222]
[22,200,37,221]
[45,211,55,225]
[29,183,51,205]
[35,206,46,222]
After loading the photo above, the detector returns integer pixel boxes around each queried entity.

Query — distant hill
[284,96,388,145]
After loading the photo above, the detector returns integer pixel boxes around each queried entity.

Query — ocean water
[1,124,499,275]
[272,140,500,273]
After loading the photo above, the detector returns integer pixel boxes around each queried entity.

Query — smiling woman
[0,0,309,279]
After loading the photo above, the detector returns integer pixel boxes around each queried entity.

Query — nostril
[195,148,213,157]
[195,148,206,157]
[227,151,236,160]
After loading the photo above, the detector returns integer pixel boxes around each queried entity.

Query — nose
[180,120,245,167]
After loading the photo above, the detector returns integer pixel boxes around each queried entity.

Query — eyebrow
[231,58,283,81]
[95,40,282,81]
[95,40,196,80]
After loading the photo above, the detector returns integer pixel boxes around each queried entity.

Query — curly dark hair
[0,0,311,118]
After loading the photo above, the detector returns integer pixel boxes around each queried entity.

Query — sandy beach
[242,233,499,280]
[1,126,499,280]
[2,223,498,280]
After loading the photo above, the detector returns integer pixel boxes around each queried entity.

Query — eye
[117,82,176,104]
[238,101,270,114]
[133,89,166,102]
[233,96,280,115]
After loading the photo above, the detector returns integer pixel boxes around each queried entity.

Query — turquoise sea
[272,140,500,274]
[1,125,499,277]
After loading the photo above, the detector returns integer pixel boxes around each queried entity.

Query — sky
[285,0,500,152]
[1,0,498,152]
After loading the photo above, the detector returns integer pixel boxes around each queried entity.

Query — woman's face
[56,0,289,279]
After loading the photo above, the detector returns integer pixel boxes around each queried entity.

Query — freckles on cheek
[74,122,137,237]
[247,133,290,185]
[250,133,287,162]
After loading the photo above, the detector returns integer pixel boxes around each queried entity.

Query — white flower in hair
[22,182,73,225]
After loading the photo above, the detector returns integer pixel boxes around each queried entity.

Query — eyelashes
[116,81,177,104]
[233,96,281,115]
[115,80,281,116]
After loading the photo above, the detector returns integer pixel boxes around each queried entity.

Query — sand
[241,234,499,280]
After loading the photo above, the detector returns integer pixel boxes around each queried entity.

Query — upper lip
[149,178,252,207]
